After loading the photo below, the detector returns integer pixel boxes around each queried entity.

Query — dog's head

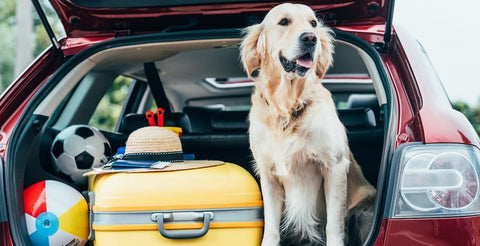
[241,3,333,79]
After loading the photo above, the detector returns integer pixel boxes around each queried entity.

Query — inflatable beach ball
[24,180,88,246]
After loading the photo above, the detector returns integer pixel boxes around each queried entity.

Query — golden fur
[241,3,375,245]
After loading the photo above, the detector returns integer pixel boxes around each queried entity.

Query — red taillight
[390,144,480,218]
[428,152,478,209]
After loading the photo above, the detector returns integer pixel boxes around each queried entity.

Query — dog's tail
[345,193,375,246]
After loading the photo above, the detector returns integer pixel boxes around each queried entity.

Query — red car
[1,0,480,245]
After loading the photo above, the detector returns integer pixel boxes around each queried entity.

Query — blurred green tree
[32,0,65,56]
[0,0,16,91]
[453,101,480,136]
[89,76,134,131]
[0,0,61,92]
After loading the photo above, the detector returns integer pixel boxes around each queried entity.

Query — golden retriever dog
[240,3,375,245]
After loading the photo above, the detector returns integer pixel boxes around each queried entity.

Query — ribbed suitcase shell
[88,163,263,245]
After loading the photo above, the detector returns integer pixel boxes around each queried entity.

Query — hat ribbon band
[123,151,183,163]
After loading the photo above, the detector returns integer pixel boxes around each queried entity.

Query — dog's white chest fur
[249,95,348,175]
[249,98,352,243]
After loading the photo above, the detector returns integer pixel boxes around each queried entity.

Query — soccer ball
[51,125,111,185]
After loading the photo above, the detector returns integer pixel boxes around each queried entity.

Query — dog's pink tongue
[296,58,313,68]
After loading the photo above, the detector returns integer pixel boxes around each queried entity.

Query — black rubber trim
[334,29,396,246]
[0,156,7,222]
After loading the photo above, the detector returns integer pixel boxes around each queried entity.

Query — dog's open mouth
[280,53,313,76]
[296,53,313,68]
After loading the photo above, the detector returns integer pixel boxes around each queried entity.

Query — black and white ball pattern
[51,125,111,185]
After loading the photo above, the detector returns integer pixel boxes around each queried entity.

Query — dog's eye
[311,20,317,27]
[278,18,289,26]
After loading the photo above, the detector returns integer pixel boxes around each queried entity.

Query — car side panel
[382,217,480,246]
[394,25,480,146]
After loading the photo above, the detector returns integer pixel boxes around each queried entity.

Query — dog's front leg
[324,156,349,246]
[259,172,284,246]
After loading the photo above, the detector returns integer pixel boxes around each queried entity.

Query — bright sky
[394,0,480,105]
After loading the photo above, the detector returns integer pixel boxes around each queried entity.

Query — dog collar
[291,100,311,119]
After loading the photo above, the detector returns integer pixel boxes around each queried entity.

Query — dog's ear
[315,26,334,79]
[240,24,264,77]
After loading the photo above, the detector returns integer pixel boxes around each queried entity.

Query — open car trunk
[6,27,392,245]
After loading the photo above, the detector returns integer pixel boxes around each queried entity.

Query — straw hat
[120,126,223,171]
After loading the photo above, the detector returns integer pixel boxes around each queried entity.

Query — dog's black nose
[300,32,317,46]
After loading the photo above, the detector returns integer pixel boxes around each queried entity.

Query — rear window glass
[89,76,133,131]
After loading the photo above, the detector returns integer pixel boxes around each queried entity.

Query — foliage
[0,0,62,92]
[453,101,480,136]
[0,0,16,91]
[32,0,65,56]
[89,76,133,132]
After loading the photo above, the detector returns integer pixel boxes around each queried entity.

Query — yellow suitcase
[88,163,263,245]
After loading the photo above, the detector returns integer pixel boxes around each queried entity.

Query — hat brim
[84,160,224,176]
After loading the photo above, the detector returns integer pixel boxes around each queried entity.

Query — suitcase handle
[151,212,214,239]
